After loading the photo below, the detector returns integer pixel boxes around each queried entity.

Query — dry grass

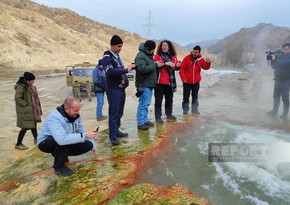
[0,0,189,70]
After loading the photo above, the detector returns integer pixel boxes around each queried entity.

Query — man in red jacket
[179,45,211,114]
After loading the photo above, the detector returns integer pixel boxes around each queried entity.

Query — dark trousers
[154,84,173,119]
[16,128,37,145]
[38,136,93,168]
[107,89,126,141]
[182,83,200,113]
[272,79,290,115]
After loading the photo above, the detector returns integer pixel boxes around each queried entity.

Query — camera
[266,50,282,60]
[131,63,137,70]
[135,87,144,97]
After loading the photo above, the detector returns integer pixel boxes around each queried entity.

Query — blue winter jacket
[92,64,107,93]
[37,105,96,149]
[270,53,290,80]
[102,50,129,90]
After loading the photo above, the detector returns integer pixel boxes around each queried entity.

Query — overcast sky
[30,0,289,46]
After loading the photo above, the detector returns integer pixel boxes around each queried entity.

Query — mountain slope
[0,0,188,70]
[185,39,220,49]
[207,23,290,67]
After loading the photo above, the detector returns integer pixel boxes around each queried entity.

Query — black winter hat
[144,40,156,50]
[23,72,35,81]
[110,35,123,45]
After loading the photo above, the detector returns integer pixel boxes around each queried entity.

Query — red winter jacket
[154,54,179,85]
[179,53,210,84]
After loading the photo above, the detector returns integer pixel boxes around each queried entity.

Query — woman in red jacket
[179,45,211,114]
[153,40,181,123]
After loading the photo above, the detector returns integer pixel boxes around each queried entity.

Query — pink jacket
[154,54,179,84]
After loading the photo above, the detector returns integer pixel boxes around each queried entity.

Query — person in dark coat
[102,35,135,146]
[134,40,164,130]
[92,59,107,121]
[14,72,42,150]
[266,43,290,120]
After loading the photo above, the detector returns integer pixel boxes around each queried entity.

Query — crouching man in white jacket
[37,96,97,176]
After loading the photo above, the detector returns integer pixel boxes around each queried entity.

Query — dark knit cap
[23,72,35,81]
[110,35,123,45]
[144,40,156,50]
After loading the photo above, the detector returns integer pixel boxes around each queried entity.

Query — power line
[143,10,154,39]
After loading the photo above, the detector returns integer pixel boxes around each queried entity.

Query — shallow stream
[136,119,290,205]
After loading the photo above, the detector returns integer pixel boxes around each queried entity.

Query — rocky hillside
[185,39,220,50]
[206,23,290,67]
[0,0,188,70]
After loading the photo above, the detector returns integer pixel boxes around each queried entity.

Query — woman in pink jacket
[154,40,181,123]
[179,45,211,114]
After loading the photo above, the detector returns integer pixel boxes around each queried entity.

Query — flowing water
[136,119,290,205]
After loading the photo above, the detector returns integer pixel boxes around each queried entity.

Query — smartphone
[94,126,99,132]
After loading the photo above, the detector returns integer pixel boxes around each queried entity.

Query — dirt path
[0,73,138,172]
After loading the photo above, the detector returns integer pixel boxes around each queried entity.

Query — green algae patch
[107,183,209,205]
[0,122,208,204]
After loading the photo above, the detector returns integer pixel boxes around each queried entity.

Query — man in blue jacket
[102,35,135,146]
[37,96,97,176]
[266,43,290,120]
[92,59,107,121]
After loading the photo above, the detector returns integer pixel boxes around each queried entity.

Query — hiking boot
[280,114,288,120]
[155,118,164,124]
[117,131,128,138]
[54,165,74,176]
[145,121,154,126]
[15,143,28,150]
[138,124,149,130]
[192,111,200,115]
[166,115,177,121]
[266,110,277,118]
[111,140,120,146]
[97,115,108,121]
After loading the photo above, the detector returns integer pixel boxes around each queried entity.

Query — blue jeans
[107,89,126,141]
[96,92,105,117]
[137,88,153,126]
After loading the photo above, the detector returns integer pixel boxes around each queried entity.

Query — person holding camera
[134,40,164,130]
[266,43,290,120]
[102,35,135,145]
[179,45,211,115]
[153,40,181,123]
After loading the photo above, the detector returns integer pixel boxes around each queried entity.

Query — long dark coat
[14,77,41,129]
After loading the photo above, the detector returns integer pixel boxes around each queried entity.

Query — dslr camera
[266,50,282,60]
[135,87,144,97]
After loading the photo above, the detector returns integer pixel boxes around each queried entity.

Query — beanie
[110,35,123,45]
[23,72,35,81]
[144,40,156,50]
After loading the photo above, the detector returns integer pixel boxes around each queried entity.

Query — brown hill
[0,0,188,71]
[207,23,290,67]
